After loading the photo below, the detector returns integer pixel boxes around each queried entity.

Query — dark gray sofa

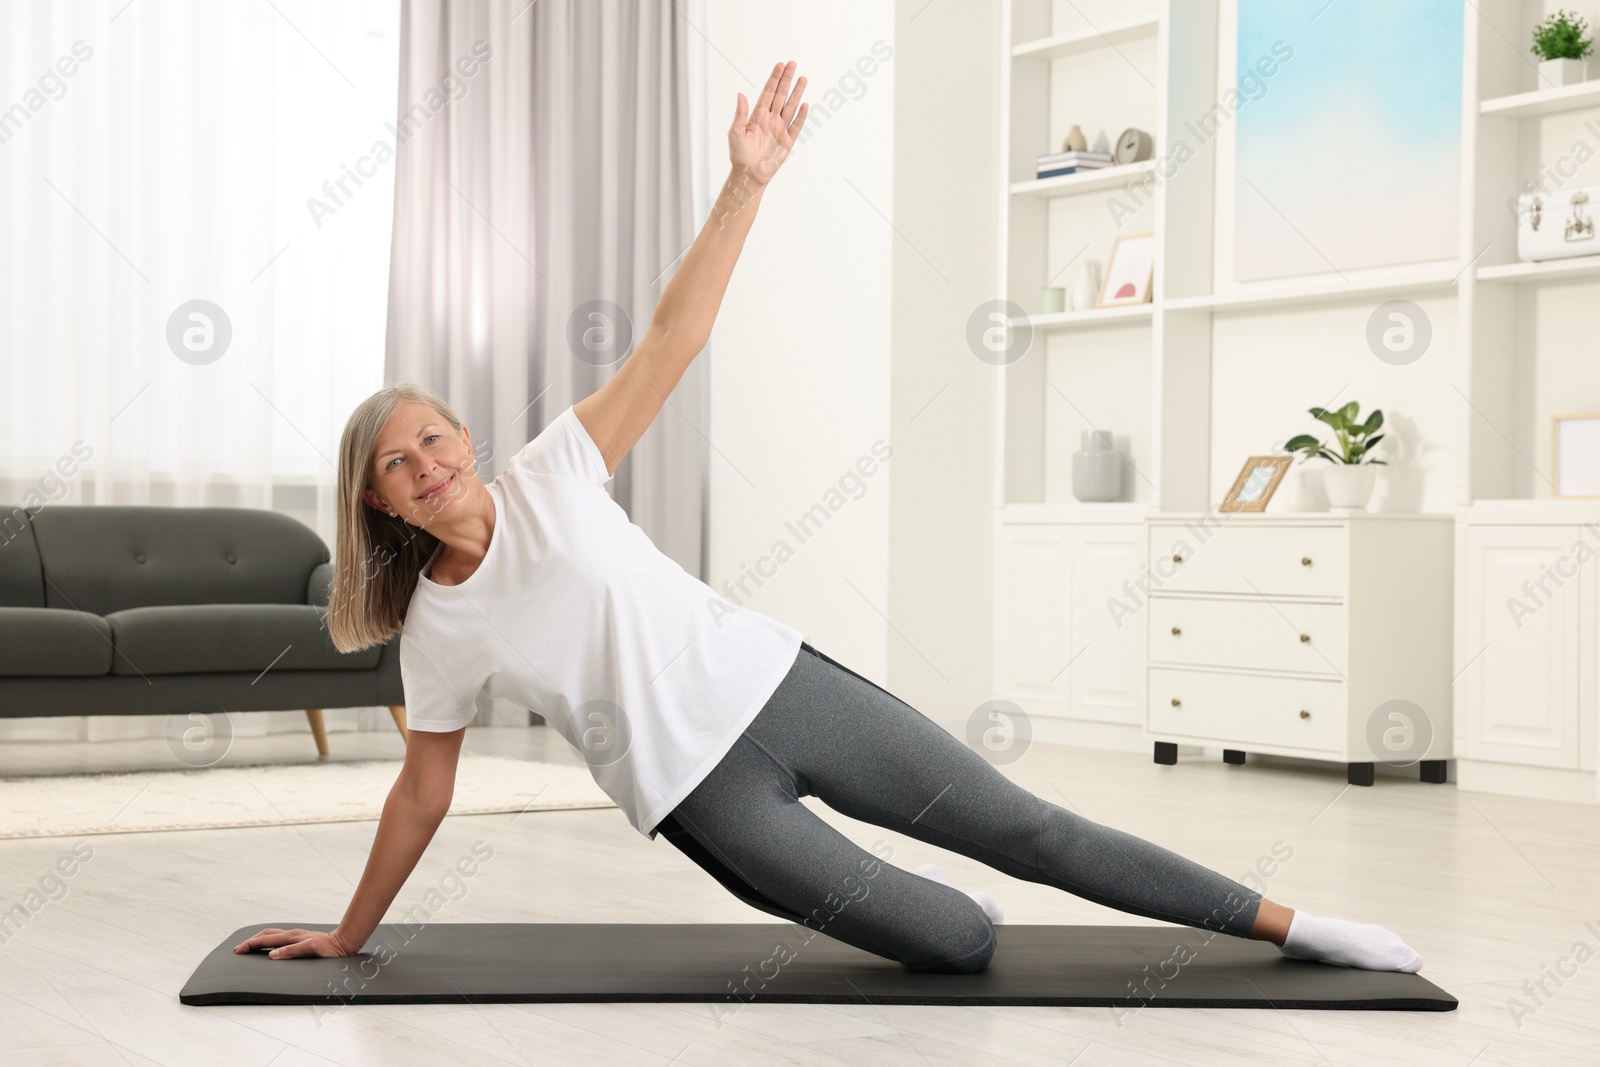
[0,504,407,755]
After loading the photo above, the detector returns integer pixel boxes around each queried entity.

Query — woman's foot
[914,863,1005,926]
[1276,909,1423,972]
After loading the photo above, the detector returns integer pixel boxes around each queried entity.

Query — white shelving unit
[996,0,1214,520]
[994,0,1213,750]
[1453,0,1600,802]
[992,0,1600,798]
[1459,0,1600,506]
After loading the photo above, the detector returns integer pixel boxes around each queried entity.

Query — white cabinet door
[994,525,1071,715]
[1068,525,1144,725]
[1460,525,1582,768]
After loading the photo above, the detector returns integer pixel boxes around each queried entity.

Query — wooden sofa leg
[388,705,409,743]
[305,709,329,757]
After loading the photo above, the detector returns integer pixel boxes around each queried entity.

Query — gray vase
[1071,430,1122,502]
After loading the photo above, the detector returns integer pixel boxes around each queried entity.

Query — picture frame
[1553,414,1600,498]
[1220,455,1292,512]
[1096,230,1156,308]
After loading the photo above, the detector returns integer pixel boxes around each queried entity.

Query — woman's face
[363,402,478,526]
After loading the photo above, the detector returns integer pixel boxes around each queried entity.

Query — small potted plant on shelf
[1532,8,1594,87]
[1284,401,1388,510]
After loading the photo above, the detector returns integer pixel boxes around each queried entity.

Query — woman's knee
[906,905,996,974]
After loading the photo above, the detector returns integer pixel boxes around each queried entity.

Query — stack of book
[1035,150,1114,180]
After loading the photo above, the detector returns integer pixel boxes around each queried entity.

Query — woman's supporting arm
[233,727,465,960]
[576,60,809,477]
[331,725,466,951]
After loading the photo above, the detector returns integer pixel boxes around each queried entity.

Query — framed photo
[1097,231,1156,308]
[1221,455,1292,512]
[1553,414,1600,498]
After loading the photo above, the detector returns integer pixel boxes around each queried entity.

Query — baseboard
[1454,759,1598,805]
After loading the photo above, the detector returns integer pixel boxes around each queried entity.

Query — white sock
[914,863,1005,926]
[1277,910,1422,972]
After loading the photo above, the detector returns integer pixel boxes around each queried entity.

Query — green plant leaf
[1533,8,1594,59]
[1363,409,1384,433]
[1364,432,1385,450]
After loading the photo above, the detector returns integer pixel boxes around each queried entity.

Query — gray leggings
[656,642,1264,974]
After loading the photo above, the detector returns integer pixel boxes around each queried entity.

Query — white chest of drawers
[1142,513,1454,785]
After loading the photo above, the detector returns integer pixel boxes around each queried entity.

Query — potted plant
[1532,9,1594,87]
[1285,401,1388,510]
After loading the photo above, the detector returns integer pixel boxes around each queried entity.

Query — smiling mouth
[418,473,454,500]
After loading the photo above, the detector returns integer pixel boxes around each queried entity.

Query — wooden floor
[1,724,1596,1066]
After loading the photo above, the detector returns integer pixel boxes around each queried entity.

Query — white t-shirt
[398,403,804,839]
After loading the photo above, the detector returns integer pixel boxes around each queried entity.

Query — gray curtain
[385,0,704,577]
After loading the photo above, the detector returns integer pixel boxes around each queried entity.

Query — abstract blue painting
[1234,0,1463,281]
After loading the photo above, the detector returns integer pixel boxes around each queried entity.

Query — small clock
[1114,128,1154,165]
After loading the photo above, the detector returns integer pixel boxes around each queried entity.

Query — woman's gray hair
[326,380,464,653]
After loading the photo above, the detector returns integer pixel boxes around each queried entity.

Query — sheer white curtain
[0,0,402,742]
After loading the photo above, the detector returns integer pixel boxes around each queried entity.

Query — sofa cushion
[104,604,381,676]
[0,607,114,676]
[306,562,333,608]
[0,508,46,607]
[28,505,329,616]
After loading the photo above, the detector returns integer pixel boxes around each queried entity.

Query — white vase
[1323,464,1378,509]
[1071,260,1102,311]
[1538,57,1588,87]
[1071,430,1122,502]
[1280,465,1321,512]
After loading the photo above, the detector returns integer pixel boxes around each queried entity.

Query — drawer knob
[1299,633,1311,644]
[1301,556,1312,567]
[1171,626,1182,636]
[1171,698,1182,707]
[1299,709,1310,719]
[1171,553,1184,564]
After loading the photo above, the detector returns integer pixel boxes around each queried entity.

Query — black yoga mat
[181,922,1457,1010]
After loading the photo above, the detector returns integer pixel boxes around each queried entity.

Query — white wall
[885,0,1003,727]
[700,2,898,676]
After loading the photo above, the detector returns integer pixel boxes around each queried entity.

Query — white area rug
[0,754,616,839]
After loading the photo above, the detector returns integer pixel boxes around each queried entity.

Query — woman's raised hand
[729,60,809,186]
[232,926,357,960]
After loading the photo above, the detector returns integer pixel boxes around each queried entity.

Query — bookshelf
[997,0,1600,519]
[1460,0,1600,505]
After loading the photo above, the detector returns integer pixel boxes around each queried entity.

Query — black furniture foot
[1153,742,1177,765]
[1420,759,1447,784]
[1222,749,1246,765]
[1347,762,1375,786]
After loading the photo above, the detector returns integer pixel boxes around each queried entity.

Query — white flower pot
[1538,57,1588,88]
[1323,464,1378,510]
[1280,465,1323,512]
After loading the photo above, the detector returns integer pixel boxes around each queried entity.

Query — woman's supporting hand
[729,59,808,186]
[232,926,358,960]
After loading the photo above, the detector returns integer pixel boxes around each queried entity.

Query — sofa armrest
[306,561,333,607]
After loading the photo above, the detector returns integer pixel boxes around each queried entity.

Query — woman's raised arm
[576,59,809,476]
